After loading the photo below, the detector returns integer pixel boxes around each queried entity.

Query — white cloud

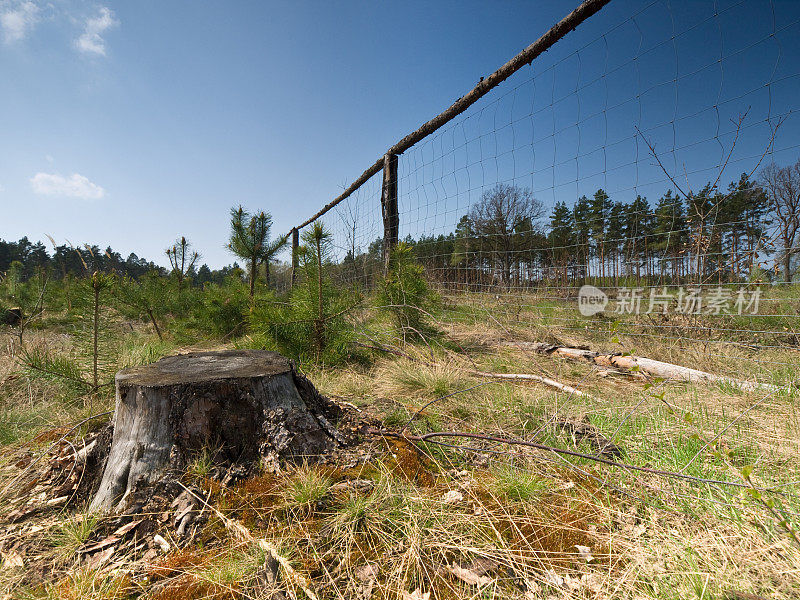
[75,6,117,56]
[30,172,105,200]
[1,1,39,43]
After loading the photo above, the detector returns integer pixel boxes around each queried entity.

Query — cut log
[601,354,779,393]
[90,350,341,513]
[510,342,780,393]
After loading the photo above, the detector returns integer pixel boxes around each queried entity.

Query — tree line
[0,236,256,288]
[3,159,799,295]
[391,159,800,288]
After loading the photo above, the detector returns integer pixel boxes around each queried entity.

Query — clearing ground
[1,290,799,600]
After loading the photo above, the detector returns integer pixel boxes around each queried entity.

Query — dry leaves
[447,563,493,586]
[354,563,379,599]
[442,490,464,504]
[152,534,171,553]
[1,550,24,569]
[575,544,594,562]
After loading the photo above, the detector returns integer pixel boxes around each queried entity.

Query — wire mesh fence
[289,0,800,390]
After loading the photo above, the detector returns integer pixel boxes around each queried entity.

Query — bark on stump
[91,350,341,513]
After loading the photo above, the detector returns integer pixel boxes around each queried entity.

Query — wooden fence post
[287,0,608,238]
[381,153,399,273]
[291,227,299,287]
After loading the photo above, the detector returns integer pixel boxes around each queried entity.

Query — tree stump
[90,350,342,513]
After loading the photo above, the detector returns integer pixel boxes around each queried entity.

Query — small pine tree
[250,222,359,364]
[188,275,251,338]
[86,271,115,392]
[165,237,199,290]
[19,248,118,406]
[114,271,172,340]
[227,206,286,299]
[376,242,438,342]
[0,260,46,344]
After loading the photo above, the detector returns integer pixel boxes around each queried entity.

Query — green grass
[51,509,101,560]
[4,280,800,599]
[187,446,217,480]
[198,546,266,590]
[488,465,547,502]
[118,335,177,368]
[0,407,49,445]
[382,408,410,429]
[282,465,332,509]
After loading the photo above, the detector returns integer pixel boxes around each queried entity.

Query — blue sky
[2,0,799,267]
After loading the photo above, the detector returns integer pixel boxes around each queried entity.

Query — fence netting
[294,0,800,390]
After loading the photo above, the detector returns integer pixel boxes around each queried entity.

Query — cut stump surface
[91,350,341,513]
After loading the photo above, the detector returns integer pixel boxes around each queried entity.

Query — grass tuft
[51,509,101,560]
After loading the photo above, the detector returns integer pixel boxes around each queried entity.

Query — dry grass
[304,307,800,597]
[0,331,103,447]
[147,545,264,600]
[183,442,800,599]
[3,290,800,599]
[610,504,800,599]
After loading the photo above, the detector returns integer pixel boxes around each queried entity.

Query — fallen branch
[369,429,789,493]
[511,342,782,393]
[467,369,592,397]
[356,339,592,397]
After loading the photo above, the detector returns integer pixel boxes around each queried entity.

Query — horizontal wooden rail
[292,0,611,232]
